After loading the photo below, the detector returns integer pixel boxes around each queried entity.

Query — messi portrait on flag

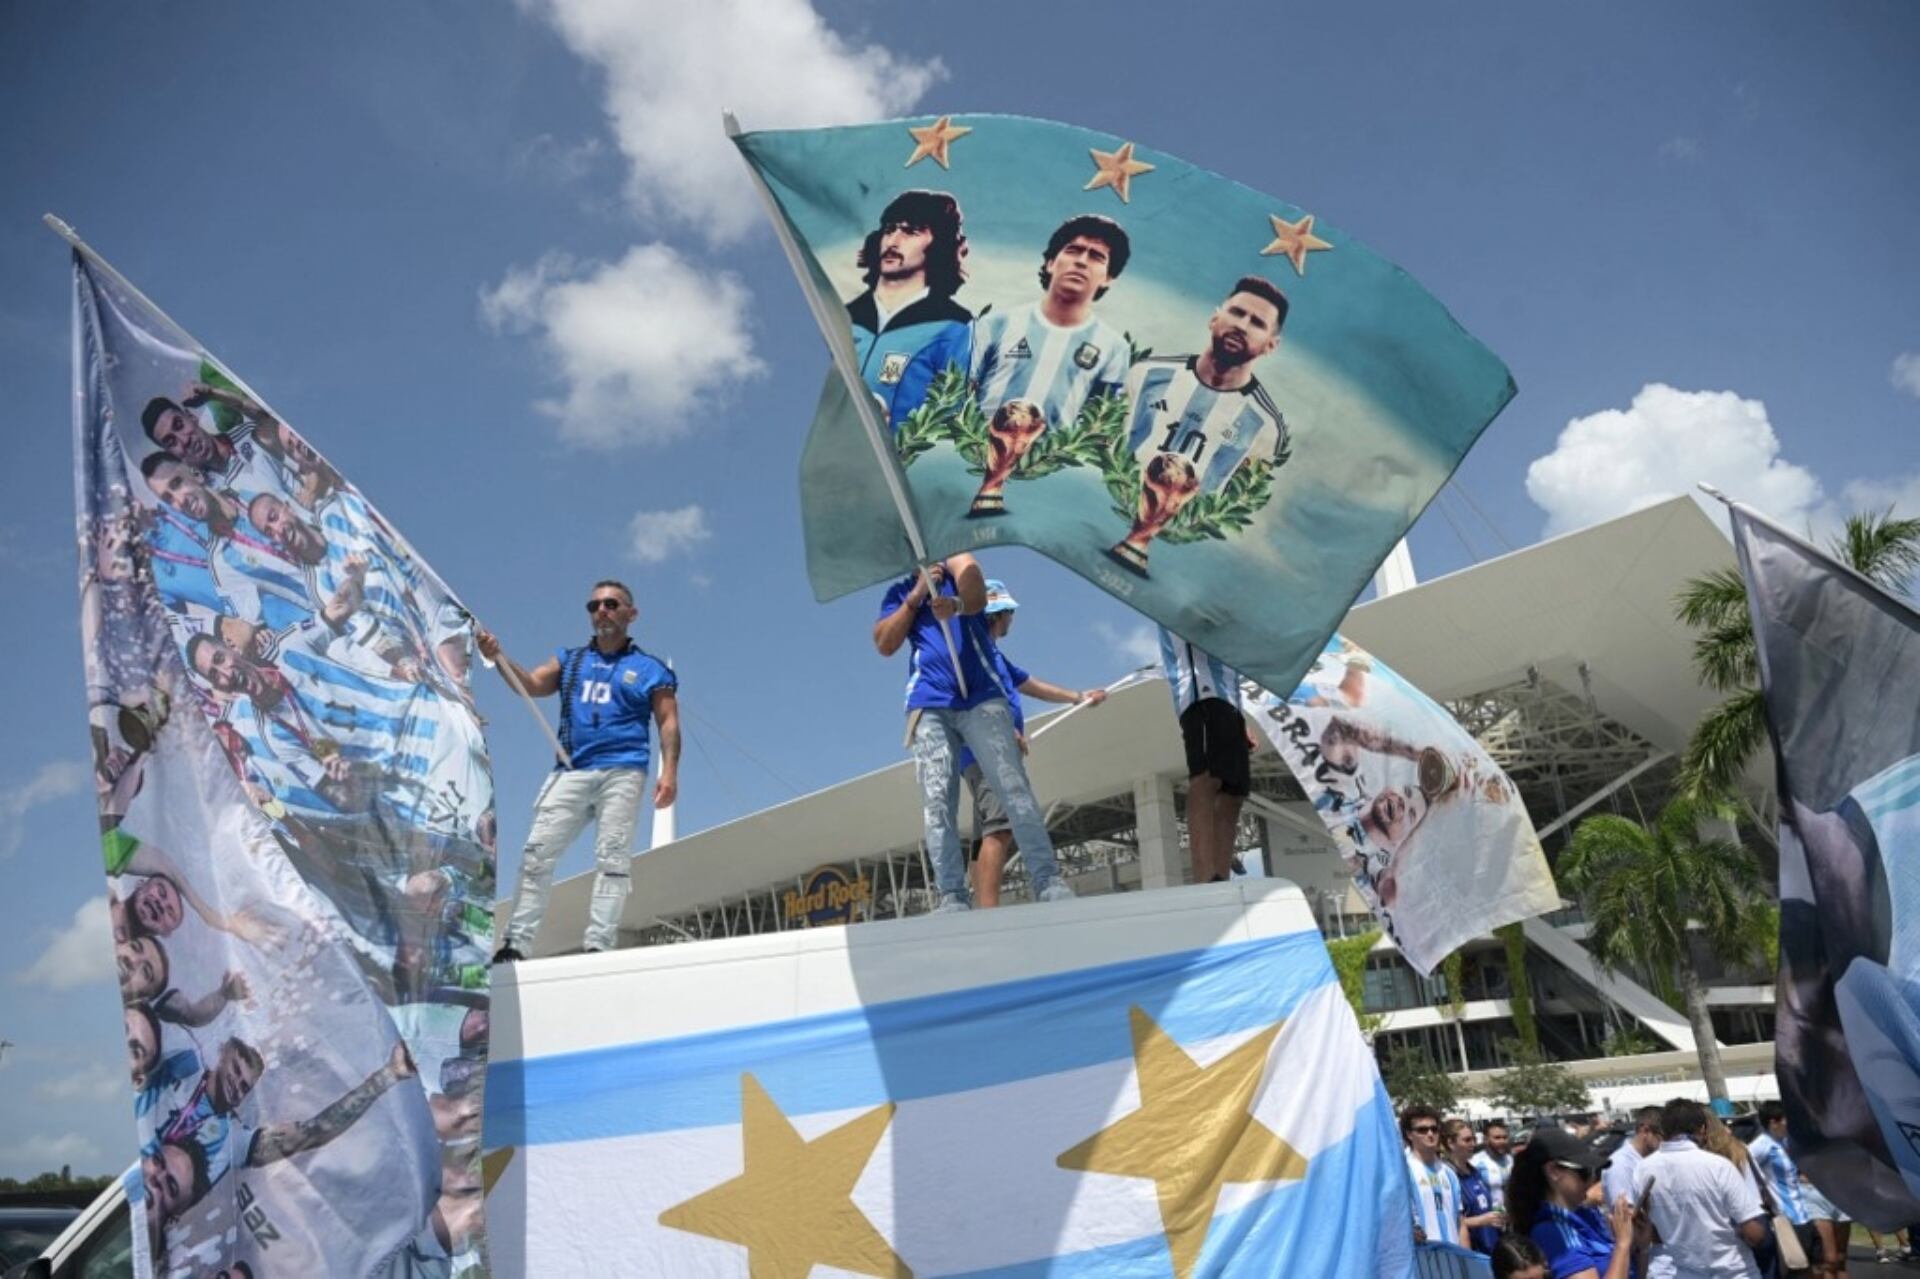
[740,113,1515,697]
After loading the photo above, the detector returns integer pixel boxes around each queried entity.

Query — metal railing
[1414,1242,1494,1279]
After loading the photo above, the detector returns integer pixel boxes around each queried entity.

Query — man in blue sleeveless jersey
[1159,626,1254,884]
[874,554,1074,913]
[480,580,679,959]
[846,189,973,429]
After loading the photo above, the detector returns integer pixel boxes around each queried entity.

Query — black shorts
[1180,698,1250,796]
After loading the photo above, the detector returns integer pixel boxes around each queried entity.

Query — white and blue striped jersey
[1125,356,1290,494]
[1747,1132,1808,1225]
[1159,626,1243,713]
[969,301,1129,432]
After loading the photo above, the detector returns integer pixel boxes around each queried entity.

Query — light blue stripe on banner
[486,930,1335,1148]
[945,1089,1410,1279]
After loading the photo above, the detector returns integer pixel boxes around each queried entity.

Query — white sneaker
[1036,881,1076,903]
[931,895,972,915]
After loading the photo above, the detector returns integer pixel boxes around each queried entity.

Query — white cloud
[20,896,114,991]
[1658,136,1702,163]
[36,1062,124,1104]
[1843,473,1920,519]
[627,504,712,564]
[516,132,606,183]
[481,245,766,448]
[1,759,88,858]
[1892,352,1920,399]
[521,0,944,243]
[1525,383,1824,537]
[1095,621,1161,671]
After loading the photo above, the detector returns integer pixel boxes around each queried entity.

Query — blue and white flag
[1734,505,1920,1228]
[483,926,1413,1277]
[1249,634,1559,974]
[69,242,495,1276]
[733,113,1514,697]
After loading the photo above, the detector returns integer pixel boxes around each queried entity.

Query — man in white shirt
[1471,1119,1514,1207]
[1633,1098,1769,1279]
[1603,1107,1665,1213]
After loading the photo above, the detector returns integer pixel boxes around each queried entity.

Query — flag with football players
[732,113,1515,696]
[69,240,494,1277]
[1249,634,1559,974]
[1733,503,1920,1228]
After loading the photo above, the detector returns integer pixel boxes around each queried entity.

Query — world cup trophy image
[967,399,1048,518]
[1106,451,1201,576]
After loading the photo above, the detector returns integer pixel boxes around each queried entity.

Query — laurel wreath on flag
[890,362,1275,544]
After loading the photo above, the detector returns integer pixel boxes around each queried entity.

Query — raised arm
[156,970,251,1028]
[873,564,942,657]
[651,687,679,809]
[475,630,561,696]
[948,553,988,615]
[248,1042,416,1166]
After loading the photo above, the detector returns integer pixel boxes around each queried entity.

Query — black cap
[1529,1126,1608,1173]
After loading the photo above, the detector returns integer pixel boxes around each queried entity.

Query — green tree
[1480,1040,1591,1116]
[1498,922,1540,1056]
[1382,1047,1461,1113]
[1325,929,1383,1036]
[1559,795,1772,1101]
[1676,509,1920,797]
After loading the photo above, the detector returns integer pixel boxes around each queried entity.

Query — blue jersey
[1747,1132,1807,1224]
[555,642,676,772]
[957,648,1029,773]
[848,290,972,430]
[1530,1203,1621,1279]
[1456,1164,1499,1254]
[879,573,1007,713]
[969,301,1129,434]
[1124,356,1290,494]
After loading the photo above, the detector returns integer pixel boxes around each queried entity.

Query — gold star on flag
[1057,1007,1308,1279]
[1085,141,1154,203]
[904,115,970,170]
[659,1074,912,1279]
[1260,212,1333,276]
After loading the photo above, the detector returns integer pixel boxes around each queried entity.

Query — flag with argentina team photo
[68,236,495,1278]
[732,112,1515,698]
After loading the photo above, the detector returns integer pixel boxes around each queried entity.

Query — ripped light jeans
[506,767,646,951]
[909,698,1058,904]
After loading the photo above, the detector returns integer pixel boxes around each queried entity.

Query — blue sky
[0,1,1914,1178]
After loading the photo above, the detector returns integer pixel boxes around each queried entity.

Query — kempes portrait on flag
[67,233,495,1278]
[732,113,1516,699]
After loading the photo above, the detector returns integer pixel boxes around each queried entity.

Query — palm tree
[1676,509,1920,797]
[1559,795,1772,1101]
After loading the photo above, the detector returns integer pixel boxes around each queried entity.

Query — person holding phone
[1507,1127,1646,1279]
[1632,1098,1770,1278]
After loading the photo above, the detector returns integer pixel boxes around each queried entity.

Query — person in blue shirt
[845,189,973,430]
[956,579,1109,906]
[873,554,1073,913]
[1507,1126,1645,1279]
[1446,1118,1507,1253]
[480,579,679,959]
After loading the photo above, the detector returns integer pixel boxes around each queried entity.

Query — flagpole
[722,114,970,697]
[1698,482,1920,613]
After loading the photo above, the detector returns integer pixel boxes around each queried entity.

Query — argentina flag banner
[482,883,1414,1277]
[1734,504,1920,1228]
[66,228,495,1277]
[731,113,1514,698]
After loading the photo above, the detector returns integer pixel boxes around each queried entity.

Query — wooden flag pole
[721,114,970,697]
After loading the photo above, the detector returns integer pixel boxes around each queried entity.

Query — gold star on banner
[480,1147,515,1196]
[904,115,970,170]
[659,1074,912,1279]
[1057,1008,1308,1279]
[1084,141,1155,203]
[1260,212,1333,276]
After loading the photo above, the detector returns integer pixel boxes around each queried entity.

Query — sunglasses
[586,598,625,613]
[1410,1124,1440,1135]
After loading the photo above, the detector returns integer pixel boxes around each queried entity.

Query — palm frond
[1679,688,1769,797]
[1690,620,1758,693]
[1834,509,1920,597]
[1675,568,1750,631]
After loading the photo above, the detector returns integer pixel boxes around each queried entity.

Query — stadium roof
[515,495,1739,954]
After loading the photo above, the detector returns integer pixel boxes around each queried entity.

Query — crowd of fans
[1404,1098,1881,1278]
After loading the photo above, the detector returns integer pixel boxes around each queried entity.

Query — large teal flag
[733,113,1514,693]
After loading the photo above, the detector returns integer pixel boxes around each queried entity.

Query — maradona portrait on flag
[69,239,494,1278]
[1252,635,1558,973]
[733,114,1514,694]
